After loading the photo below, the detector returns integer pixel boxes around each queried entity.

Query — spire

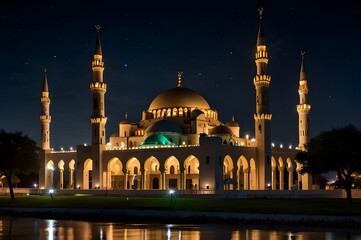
[94,25,102,55]
[43,68,49,92]
[300,51,307,80]
[177,71,183,87]
[257,8,265,46]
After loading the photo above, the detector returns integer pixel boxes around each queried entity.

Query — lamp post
[169,189,175,210]
[49,189,54,200]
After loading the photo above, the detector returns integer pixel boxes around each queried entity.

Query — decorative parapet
[90,82,107,91]
[253,74,271,87]
[90,117,107,124]
[92,59,104,67]
[254,113,272,120]
[297,104,311,113]
[255,50,268,60]
[40,115,51,121]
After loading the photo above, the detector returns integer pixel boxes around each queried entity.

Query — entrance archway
[184,155,200,190]
[83,159,93,189]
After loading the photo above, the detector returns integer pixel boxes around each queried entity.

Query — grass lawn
[1,195,361,216]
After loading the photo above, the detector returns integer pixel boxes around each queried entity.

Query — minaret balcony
[255,50,268,59]
[91,117,107,124]
[40,115,51,121]
[253,74,271,87]
[90,82,107,91]
[92,60,104,67]
[297,104,311,113]
[41,96,50,102]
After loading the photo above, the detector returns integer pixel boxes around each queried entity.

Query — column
[107,170,111,189]
[124,172,128,190]
[279,167,284,190]
[272,167,277,190]
[162,171,166,190]
[59,169,64,189]
[243,169,249,190]
[288,169,294,189]
[69,169,74,189]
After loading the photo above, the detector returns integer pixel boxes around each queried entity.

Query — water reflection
[0,217,360,240]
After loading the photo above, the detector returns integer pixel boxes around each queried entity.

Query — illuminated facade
[39,10,312,191]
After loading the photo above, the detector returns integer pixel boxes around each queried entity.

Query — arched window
[170,165,175,174]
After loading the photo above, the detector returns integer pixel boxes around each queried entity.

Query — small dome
[120,113,131,124]
[209,125,234,136]
[140,133,172,146]
[148,86,211,111]
[226,116,239,127]
[145,119,182,134]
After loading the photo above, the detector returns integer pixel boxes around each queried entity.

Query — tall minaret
[40,69,51,150]
[253,8,272,190]
[90,25,107,145]
[297,52,311,150]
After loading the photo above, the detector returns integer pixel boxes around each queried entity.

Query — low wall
[3,188,361,199]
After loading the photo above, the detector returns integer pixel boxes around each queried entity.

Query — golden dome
[148,86,211,111]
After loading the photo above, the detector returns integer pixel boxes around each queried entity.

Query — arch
[237,156,249,190]
[83,159,93,189]
[108,158,124,189]
[46,160,55,188]
[164,156,180,189]
[179,108,183,117]
[126,157,141,189]
[184,155,200,190]
[172,107,178,117]
[224,155,235,190]
[144,156,161,190]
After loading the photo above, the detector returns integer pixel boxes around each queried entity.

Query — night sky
[1,1,360,150]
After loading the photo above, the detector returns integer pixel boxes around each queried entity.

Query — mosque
[38,9,313,192]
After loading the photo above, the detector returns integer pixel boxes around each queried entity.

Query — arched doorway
[237,156,249,190]
[144,156,161,190]
[83,159,93,189]
[108,158,124,189]
[184,155,200,190]
[126,158,141,190]
[164,156,180,189]
[223,155,235,190]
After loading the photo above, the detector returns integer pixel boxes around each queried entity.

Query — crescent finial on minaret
[177,71,183,87]
[301,51,305,59]
[258,7,263,19]
[95,24,101,32]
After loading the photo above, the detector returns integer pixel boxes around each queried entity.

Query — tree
[296,125,361,203]
[0,130,40,200]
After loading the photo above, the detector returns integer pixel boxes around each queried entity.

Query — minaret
[253,8,272,190]
[40,69,51,150]
[297,52,311,150]
[90,25,107,145]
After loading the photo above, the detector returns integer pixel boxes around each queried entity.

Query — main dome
[148,86,211,111]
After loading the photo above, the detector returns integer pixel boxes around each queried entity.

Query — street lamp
[169,189,175,210]
[49,189,54,200]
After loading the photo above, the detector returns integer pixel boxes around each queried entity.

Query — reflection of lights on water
[100,229,103,240]
[45,219,56,240]
[167,227,171,240]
